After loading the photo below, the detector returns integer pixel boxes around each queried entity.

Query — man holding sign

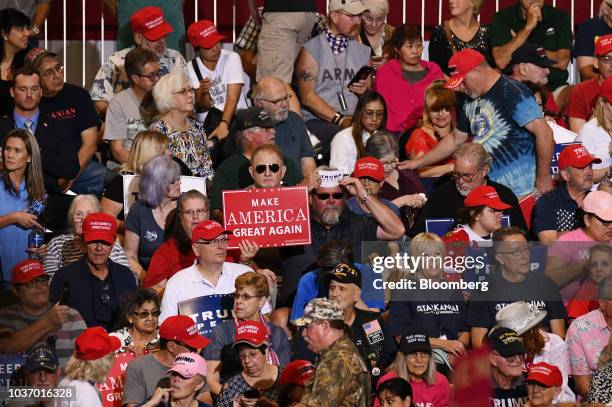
[280,167,405,304]
[159,221,271,323]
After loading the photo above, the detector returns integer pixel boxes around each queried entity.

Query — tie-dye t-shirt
[457,76,543,197]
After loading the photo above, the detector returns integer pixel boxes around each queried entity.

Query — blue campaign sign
[551,143,581,175]
[425,216,510,237]
[0,353,27,388]
[178,294,235,336]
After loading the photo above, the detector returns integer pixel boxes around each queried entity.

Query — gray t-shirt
[124,201,164,270]
[123,353,168,405]
[103,87,146,168]
[301,34,370,122]
[0,0,52,19]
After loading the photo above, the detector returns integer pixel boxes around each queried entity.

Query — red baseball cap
[191,220,232,242]
[558,144,602,170]
[130,6,173,41]
[526,362,563,388]
[278,360,315,386]
[595,34,612,56]
[12,259,45,284]
[159,315,210,349]
[75,327,121,361]
[353,157,384,182]
[445,49,485,89]
[187,20,226,49]
[464,185,511,210]
[600,76,612,101]
[82,213,117,245]
[233,321,269,348]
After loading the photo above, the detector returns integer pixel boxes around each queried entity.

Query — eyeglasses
[362,15,385,24]
[197,237,229,246]
[22,275,51,289]
[335,11,361,21]
[132,310,161,319]
[259,94,291,107]
[598,55,612,64]
[40,64,64,80]
[233,292,262,301]
[588,212,612,227]
[450,163,486,183]
[100,283,111,305]
[315,192,345,200]
[254,164,280,174]
[497,245,531,258]
[362,110,384,119]
[137,71,161,80]
[181,208,208,217]
[173,87,195,96]
[381,158,399,169]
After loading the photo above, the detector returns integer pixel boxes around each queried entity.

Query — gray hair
[252,76,285,101]
[67,194,100,231]
[599,276,612,300]
[365,131,398,159]
[139,154,181,207]
[152,71,189,114]
[453,142,492,168]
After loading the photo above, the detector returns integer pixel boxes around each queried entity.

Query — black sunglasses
[588,212,612,227]
[255,164,280,174]
[315,192,345,200]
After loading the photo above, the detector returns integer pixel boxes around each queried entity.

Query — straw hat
[494,301,547,336]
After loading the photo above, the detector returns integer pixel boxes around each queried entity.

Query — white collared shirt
[159,261,271,323]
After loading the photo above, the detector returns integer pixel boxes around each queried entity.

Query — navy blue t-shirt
[274,111,316,178]
[532,186,582,234]
[387,285,468,339]
[574,17,612,58]
[457,75,542,197]
[466,270,566,330]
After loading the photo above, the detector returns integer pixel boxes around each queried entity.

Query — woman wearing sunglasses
[111,288,161,356]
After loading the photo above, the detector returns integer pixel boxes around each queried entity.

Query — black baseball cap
[510,42,557,68]
[329,262,361,288]
[25,343,59,373]
[232,107,280,131]
[398,333,431,355]
[488,327,525,357]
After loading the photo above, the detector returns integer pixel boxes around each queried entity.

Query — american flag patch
[363,320,381,336]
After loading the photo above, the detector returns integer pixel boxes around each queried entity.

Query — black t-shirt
[491,385,528,407]
[466,271,567,330]
[39,83,100,151]
[387,286,468,340]
[264,0,316,12]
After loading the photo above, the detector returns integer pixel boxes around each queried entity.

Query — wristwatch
[31,26,41,36]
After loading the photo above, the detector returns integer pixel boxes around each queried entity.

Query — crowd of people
[0,0,611,406]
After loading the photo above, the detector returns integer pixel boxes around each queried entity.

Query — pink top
[374,371,452,407]
[374,59,444,132]
[566,309,611,376]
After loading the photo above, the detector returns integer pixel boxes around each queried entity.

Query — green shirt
[490,3,572,90]
[210,153,302,210]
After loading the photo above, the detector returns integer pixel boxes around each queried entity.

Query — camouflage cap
[293,298,343,327]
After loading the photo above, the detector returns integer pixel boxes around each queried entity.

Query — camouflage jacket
[300,334,371,407]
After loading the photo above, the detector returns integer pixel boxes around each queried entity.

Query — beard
[272,107,289,122]
[321,208,341,226]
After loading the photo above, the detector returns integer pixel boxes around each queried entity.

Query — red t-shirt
[143,238,196,287]
[566,279,599,320]
[405,128,453,166]
[567,78,600,121]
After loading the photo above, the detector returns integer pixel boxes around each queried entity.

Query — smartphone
[243,388,261,399]
[347,65,375,87]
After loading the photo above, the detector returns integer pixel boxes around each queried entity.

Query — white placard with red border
[122,175,207,216]
[222,186,311,249]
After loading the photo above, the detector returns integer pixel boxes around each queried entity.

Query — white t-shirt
[58,377,102,407]
[159,261,271,322]
[329,126,372,175]
[576,118,611,171]
[187,49,250,123]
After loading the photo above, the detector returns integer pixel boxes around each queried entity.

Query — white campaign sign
[122,175,207,216]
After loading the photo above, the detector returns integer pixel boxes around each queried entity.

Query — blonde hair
[152,72,190,114]
[386,349,437,386]
[235,272,270,297]
[63,352,115,383]
[409,233,445,258]
[473,0,485,14]
[120,131,168,174]
[594,96,612,135]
